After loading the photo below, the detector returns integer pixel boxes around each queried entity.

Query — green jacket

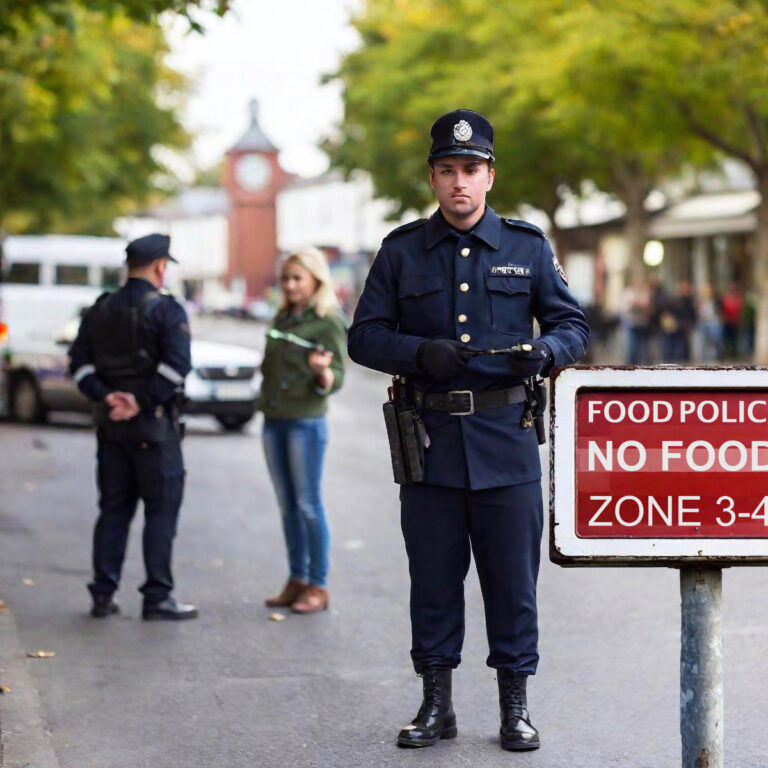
[258,306,347,419]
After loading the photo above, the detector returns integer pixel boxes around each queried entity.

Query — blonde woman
[260,248,346,613]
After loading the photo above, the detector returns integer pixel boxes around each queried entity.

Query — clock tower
[223,100,287,300]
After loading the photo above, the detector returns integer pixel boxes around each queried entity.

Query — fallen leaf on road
[21,578,35,587]
[32,438,48,451]
[268,613,286,622]
[0,600,8,612]
[27,650,55,658]
[0,685,11,694]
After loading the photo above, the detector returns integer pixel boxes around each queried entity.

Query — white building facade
[276,171,412,255]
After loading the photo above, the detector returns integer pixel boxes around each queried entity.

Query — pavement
[1,316,768,767]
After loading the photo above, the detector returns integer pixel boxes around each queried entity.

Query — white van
[0,235,121,419]
[0,235,261,430]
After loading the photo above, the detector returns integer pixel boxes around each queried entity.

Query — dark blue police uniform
[68,234,195,618]
[347,109,589,750]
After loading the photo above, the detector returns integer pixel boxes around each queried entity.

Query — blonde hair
[278,246,340,318]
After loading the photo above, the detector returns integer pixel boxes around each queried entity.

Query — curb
[0,606,60,768]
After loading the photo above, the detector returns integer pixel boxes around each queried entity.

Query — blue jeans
[262,417,330,587]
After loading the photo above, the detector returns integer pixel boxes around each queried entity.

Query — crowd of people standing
[619,278,756,365]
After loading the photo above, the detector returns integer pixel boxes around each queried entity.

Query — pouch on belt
[382,376,427,485]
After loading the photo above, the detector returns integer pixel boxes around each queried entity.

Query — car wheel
[11,374,47,423]
[215,415,252,432]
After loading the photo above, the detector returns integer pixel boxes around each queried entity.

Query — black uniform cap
[125,233,178,265]
[428,109,495,163]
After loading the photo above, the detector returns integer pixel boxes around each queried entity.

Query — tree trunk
[542,202,569,265]
[614,165,650,285]
[623,192,647,285]
[752,172,768,364]
[0,227,6,280]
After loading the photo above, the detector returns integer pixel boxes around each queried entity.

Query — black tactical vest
[88,290,161,393]
[87,290,177,443]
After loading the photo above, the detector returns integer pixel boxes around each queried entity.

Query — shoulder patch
[503,218,545,237]
[552,252,568,285]
[382,218,427,241]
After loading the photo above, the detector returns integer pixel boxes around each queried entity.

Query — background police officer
[347,110,589,750]
[68,233,198,621]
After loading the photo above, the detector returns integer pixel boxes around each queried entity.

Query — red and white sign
[551,367,768,564]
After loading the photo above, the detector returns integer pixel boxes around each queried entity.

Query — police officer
[348,110,589,750]
[68,233,198,621]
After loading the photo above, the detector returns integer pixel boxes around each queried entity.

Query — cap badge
[453,120,472,142]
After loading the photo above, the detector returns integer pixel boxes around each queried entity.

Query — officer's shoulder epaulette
[154,288,183,306]
[382,218,427,241]
[503,218,546,238]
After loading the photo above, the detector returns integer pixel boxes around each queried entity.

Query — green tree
[326,0,706,275]
[0,6,189,234]
[503,1,711,280]
[623,0,768,358]
[2,0,230,34]
[325,0,592,250]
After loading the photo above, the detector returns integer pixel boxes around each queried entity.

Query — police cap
[125,233,178,265]
[428,109,494,163]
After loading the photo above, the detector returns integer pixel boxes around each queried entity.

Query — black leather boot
[497,669,540,751]
[142,596,198,621]
[397,667,457,748]
[90,596,119,618]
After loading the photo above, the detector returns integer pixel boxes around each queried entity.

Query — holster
[523,378,547,446]
[382,376,427,485]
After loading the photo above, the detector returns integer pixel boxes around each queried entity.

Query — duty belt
[413,386,526,416]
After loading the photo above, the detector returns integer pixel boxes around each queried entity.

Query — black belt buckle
[448,390,474,416]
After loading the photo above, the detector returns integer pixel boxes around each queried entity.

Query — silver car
[6,319,262,432]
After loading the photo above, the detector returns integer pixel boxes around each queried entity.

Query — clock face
[235,154,272,191]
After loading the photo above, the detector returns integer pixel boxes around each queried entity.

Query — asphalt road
[1,317,768,767]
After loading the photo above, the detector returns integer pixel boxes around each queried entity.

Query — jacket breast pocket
[485,275,531,336]
[398,274,446,335]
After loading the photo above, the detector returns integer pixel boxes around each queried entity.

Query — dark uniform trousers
[90,432,184,603]
[401,481,543,674]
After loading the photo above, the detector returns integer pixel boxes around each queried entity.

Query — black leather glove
[416,339,474,380]
[507,339,553,378]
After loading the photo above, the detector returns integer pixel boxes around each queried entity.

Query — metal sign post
[680,567,722,768]
[551,366,768,768]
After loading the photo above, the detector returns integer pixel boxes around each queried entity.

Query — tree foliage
[1,0,230,34]
[325,0,593,223]
[625,0,768,359]
[326,0,710,273]
[0,5,190,234]
[329,0,768,357]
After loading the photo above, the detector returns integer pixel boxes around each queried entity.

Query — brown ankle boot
[291,585,329,614]
[265,578,308,607]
